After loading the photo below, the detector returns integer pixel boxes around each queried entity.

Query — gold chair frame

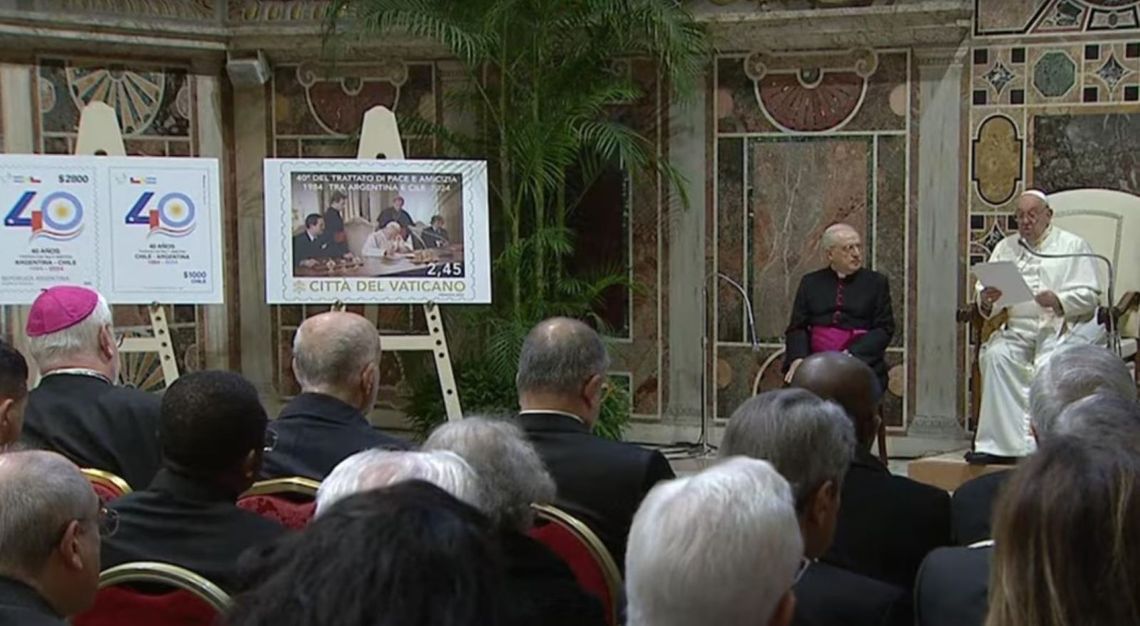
[80,468,133,497]
[240,476,321,498]
[530,503,623,626]
[98,561,231,612]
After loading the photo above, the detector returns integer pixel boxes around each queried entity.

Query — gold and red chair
[528,503,623,626]
[236,476,320,530]
[80,468,132,503]
[72,561,229,626]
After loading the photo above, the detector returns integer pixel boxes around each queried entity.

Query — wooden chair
[237,476,320,529]
[72,561,229,626]
[80,468,132,503]
[528,503,623,626]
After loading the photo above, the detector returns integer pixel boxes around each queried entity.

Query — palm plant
[325,0,710,437]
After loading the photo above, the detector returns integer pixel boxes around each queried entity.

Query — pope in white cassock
[971,190,1104,463]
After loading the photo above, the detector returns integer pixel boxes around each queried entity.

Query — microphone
[1016,238,1120,356]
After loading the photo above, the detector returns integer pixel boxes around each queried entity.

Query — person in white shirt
[971,189,1103,463]
[361,221,412,258]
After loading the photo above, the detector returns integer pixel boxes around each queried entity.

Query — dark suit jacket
[792,561,910,626]
[915,545,992,626]
[785,267,894,386]
[952,470,1012,545]
[0,577,64,626]
[261,393,410,481]
[501,528,606,626]
[22,373,162,489]
[292,231,330,266]
[321,208,349,258]
[517,412,674,569]
[422,226,450,248]
[102,468,287,592]
[825,448,952,590]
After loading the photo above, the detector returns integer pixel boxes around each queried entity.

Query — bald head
[791,352,879,445]
[292,312,381,401]
[517,318,609,396]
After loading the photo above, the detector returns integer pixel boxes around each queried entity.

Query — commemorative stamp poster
[104,159,223,303]
[0,155,223,305]
[263,159,491,304]
[0,155,100,303]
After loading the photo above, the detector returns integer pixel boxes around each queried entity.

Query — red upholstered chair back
[528,503,623,626]
[72,562,230,626]
[236,477,321,530]
[80,468,132,503]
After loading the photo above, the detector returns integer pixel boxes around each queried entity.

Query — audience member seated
[0,340,29,450]
[790,352,951,590]
[985,431,1140,626]
[721,389,909,626]
[916,391,1140,626]
[314,448,484,516]
[0,451,104,625]
[515,317,674,567]
[262,311,407,481]
[951,344,1136,545]
[101,371,286,592]
[228,481,506,626]
[625,457,802,626]
[21,286,162,488]
[425,417,606,626]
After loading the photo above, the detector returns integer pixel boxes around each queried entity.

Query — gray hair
[1055,392,1140,442]
[1029,344,1136,442]
[292,312,381,393]
[626,456,803,626]
[517,317,610,396]
[0,451,97,576]
[820,223,857,251]
[719,389,855,512]
[424,416,556,532]
[26,292,112,371]
[315,449,484,517]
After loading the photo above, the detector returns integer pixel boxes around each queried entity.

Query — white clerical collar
[43,368,112,384]
[518,409,585,425]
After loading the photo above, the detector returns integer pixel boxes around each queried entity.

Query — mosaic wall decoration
[714,49,912,428]
[976,0,1140,37]
[34,57,205,384]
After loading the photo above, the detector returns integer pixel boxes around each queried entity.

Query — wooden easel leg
[424,303,462,421]
[148,304,180,386]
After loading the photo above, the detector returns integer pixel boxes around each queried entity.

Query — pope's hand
[784,358,803,385]
[1035,290,1062,314]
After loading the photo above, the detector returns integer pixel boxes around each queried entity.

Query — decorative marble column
[911,46,968,440]
[233,82,274,393]
[195,72,232,370]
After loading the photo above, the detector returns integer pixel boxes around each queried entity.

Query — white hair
[820,223,857,251]
[626,456,803,626]
[424,416,556,531]
[25,292,112,371]
[1029,344,1136,442]
[315,449,485,517]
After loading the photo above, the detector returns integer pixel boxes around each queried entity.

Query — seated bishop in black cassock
[102,372,286,592]
[261,311,409,481]
[20,285,162,489]
[784,223,894,391]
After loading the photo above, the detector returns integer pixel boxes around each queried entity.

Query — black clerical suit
[517,411,674,570]
[261,393,409,481]
[792,561,910,626]
[292,231,330,267]
[102,468,287,592]
[501,529,606,626]
[785,268,894,388]
[422,226,450,248]
[22,373,162,489]
[825,448,951,591]
[321,207,349,258]
[914,544,992,626]
[0,577,64,626]
[951,470,1012,545]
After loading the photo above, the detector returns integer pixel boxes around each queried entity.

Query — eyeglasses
[96,506,119,538]
[793,557,812,585]
[264,429,278,453]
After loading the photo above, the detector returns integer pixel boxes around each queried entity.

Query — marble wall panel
[875,134,907,349]
[716,136,745,343]
[1033,111,1140,192]
[976,0,1140,37]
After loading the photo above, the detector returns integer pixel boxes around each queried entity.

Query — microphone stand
[685,272,760,458]
[1017,238,1121,356]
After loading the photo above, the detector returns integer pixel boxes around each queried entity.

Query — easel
[74,101,180,386]
[329,106,462,421]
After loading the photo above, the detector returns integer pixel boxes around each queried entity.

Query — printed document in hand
[971,261,1035,310]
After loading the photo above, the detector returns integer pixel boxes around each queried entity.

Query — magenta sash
[810,326,867,354]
